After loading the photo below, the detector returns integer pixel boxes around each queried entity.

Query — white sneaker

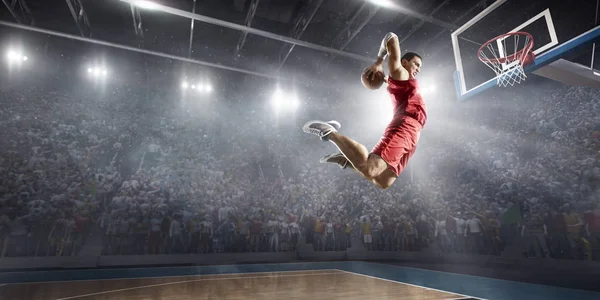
[302,120,341,141]
[319,152,348,169]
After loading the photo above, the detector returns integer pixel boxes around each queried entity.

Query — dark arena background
[0,0,599,299]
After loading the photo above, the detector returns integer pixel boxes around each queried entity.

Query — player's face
[402,57,422,79]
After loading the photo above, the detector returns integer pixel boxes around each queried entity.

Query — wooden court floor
[0,269,479,300]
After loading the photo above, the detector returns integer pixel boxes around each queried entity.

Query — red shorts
[370,116,422,177]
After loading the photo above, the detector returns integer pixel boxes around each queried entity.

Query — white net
[494,63,526,87]
[478,32,533,87]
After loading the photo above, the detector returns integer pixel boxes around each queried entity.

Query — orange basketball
[361,70,385,90]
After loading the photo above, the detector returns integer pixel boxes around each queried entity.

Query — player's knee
[375,181,391,190]
[374,177,393,190]
[361,165,379,180]
[362,155,387,179]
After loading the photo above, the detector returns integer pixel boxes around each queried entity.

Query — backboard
[452,0,600,101]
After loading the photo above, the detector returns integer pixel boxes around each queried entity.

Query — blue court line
[0,261,598,300]
[345,261,600,300]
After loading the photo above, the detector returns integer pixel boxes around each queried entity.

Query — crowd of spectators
[0,77,598,263]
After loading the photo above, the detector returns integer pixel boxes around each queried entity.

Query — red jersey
[387,77,427,127]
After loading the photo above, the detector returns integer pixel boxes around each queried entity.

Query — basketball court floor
[0,0,599,299]
[0,261,598,300]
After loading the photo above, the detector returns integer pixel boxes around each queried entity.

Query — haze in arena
[0,0,599,299]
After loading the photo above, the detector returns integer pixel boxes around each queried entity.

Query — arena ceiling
[1,0,588,90]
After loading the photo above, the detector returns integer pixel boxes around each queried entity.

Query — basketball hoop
[478,32,535,87]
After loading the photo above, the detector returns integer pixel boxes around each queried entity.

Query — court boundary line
[54,271,343,300]
[366,261,598,290]
[334,269,488,300]
[2,260,320,275]
[4,268,341,286]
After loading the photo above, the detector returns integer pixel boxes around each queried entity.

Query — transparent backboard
[452,0,600,101]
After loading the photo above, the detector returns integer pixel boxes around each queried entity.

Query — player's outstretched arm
[376,32,406,81]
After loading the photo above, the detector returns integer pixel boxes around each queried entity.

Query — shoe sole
[302,120,341,134]
[319,153,345,163]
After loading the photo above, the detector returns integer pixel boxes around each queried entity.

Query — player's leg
[371,168,398,189]
[320,152,396,189]
[326,131,389,179]
[372,142,417,189]
[319,153,352,169]
[303,119,417,190]
[303,121,388,180]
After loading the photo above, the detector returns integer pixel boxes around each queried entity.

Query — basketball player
[302,32,427,190]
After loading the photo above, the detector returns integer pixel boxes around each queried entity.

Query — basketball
[361,70,385,90]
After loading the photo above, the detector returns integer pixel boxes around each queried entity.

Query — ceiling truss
[277,0,324,69]
[0,0,488,79]
[65,0,91,37]
[2,0,34,25]
[234,0,260,58]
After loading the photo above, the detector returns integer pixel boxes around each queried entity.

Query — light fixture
[133,0,160,10]
[6,50,27,63]
[368,0,396,8]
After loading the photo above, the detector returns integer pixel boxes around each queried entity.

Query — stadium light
[7,51,15,60]
[195,83,213,93]
[133,0,160,10]
[271,89,283,109]
[85,65,109,79]
[6,49,28,65]
[368,0,396,8]
[182,78,213,94]
[270,88,300,113]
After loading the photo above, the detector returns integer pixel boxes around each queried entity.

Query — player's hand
[363,63,384,80]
